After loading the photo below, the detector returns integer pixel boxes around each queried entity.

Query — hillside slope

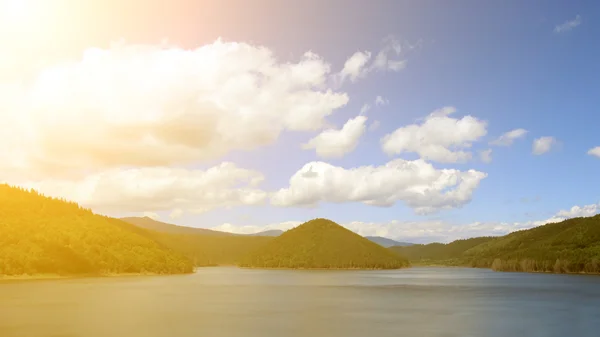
[463,215,600,273]
[0,185,193,276]
[239,218,409,269]
[390,237,494,265]
[121,217,234,236]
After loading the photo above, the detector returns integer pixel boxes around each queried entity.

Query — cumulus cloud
[490,128,528,146]
[381,107,488,163]
[271,159,487,214]
[339,51,372,83]
[554,15,582,33]
[215,202,600,243]
[479,149,492,163]
[587,146,600,158]
[556,203,599,218]
[302,116,367,158]
[12,162,267,215]
[0,39,349,180]
[532,136,557,155]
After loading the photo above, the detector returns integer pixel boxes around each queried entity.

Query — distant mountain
[365,236,414,248]
[389,237,494,263]
[248,230,284,237]
[0,185,193,276]
[239,218,409,269]
[121,217,234,236]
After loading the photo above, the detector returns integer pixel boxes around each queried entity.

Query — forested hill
[239,218,409,269]
[389,237,494,264]
[391,214,600,274]
[0,185,193,276]
[121,216,234,236]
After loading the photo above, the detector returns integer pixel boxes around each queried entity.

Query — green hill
[0,185,193,276]
[463,215,600,273]
[391,215,600,274]
[239,218,409,269]
[390,237,494,265]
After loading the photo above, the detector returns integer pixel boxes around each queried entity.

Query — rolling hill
[389,237,494,265]
[366,236,414,248]
[239,218,409,269]
[463,214,600,273]
[0,185,193,276]
[391,215,600,274]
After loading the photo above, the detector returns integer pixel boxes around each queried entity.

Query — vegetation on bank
[239,218,409,269]
[0,185,193,276]
[390,215,600,274]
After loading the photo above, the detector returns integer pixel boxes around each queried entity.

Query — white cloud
[556,203,599,218]
[532,136,557,155]
[375,95,389,106]
[369,120,381,132]
[381,107,488,163]
[587,146,600,158]
[371,36,407,72]
[11,162,267,215]
[490,128,528,146]
[335,36,408,85]
[480,149,492,164]
[0,39,349,180]
[554,15,582,33]
[271,159,487,214]
[360,103,371,115]
[339,51,372,83]
[215,202,600,243]
[302,116,367,158]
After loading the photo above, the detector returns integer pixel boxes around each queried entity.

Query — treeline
[239,218,409,269]
[0,185,193,276]
[390,214,600,274]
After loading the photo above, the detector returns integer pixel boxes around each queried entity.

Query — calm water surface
[1,267,599,337]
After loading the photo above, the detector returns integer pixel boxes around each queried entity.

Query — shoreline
[0,271,195,284]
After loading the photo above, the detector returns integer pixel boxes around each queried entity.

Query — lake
[1,267,599,337]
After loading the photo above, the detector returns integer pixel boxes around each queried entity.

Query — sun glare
[1,0,30,22]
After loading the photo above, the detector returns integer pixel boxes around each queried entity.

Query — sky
[1,0,599,243]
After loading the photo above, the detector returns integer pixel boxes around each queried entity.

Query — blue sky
[1,0,599,242]
[181,0,600,229]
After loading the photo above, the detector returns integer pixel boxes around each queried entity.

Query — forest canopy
[0,185,193,276]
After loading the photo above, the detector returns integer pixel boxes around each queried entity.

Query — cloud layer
[0,40,349,179]
[271,159,487,214]
[381,107,487,163]
[302,116,367,158]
